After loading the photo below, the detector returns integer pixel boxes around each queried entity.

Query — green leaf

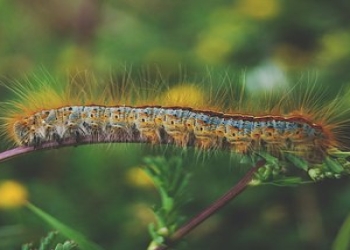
[144,156,191,249]
[325,157,344,174]
[256,152,278,165]
[332,212,350,250]
[285,153,309,171]
[26,202,104,250]
[328,149,350,158]
[260,177,305,187]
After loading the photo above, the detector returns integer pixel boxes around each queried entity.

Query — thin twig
[0,139,89,163]
[155,159,266,250]
[0,136,160,163]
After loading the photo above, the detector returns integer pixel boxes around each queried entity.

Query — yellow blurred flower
[56,44,93,73]
[319,30,350,66]
[162,83,206,108]
[0,181,28,209]
[195,9,236,64]
[195,37,233,64]
[126,167,154,188]
[195,8,255,64]
[236,0,280,20]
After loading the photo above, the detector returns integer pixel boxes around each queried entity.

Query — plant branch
[0,139,88,163]
[155,159,266,250]
[0,136,168,163]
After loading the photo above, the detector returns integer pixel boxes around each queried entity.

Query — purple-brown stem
[155,160,266,250]
[0,136,166,163]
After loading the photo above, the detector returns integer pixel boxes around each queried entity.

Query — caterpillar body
[14,105,326,161]
[1,71,350,181]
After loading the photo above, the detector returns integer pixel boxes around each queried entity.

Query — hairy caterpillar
[1,70,349,181]
[11,106,326,157]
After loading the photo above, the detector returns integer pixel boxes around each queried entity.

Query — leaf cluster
[142,156,191,249]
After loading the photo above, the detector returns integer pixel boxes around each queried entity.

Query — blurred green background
[1,0,350,249]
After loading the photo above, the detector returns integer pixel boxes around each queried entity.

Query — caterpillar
[1,70,349,181]
[11,106,326,158]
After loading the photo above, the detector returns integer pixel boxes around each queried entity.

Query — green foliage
[142,156,191,249]
[21,231,77,250]
[251,152,304,186]
[252,149,350,186]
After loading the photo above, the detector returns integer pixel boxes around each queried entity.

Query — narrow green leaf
[261,177,304,187]
[328,149,350,158]
[26,202,104,250]
[256,152,278,165]
[325,157,344,174]
[285,153,309,171]
[332,212,350,250]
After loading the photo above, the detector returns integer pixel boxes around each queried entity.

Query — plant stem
[155,159,266,250]
[0,136,164,163]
